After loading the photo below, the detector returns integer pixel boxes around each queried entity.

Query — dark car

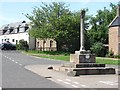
[0,43,16,50]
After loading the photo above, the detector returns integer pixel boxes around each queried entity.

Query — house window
[25,27,29,31]
[12,39,15,42]
[43,40,46,51]
[3,30,7,35]
[50,40,53,48]
[37,42,39,48]
[9,29,13,34]
[16,40,18,44]
[17,27,19,33]
[7,39,9,42]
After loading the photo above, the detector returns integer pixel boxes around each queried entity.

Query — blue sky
[0,1,118,27]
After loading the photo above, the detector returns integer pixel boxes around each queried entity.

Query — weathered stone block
[66,68,115,76]
[70,54,96,63]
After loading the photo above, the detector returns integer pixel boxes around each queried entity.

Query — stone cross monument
[70,10,95,63]
[53,9,115,76]
[50,10,115,76]
[80,10,85,52]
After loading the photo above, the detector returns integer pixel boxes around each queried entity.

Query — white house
[0,21,35,50]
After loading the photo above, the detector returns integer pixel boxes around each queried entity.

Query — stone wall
[109,27,119,55]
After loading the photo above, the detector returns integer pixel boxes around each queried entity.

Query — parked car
[0,43,16,50]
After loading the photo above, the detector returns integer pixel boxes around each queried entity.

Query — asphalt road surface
[1,50,119,90]
[1,50,65,88]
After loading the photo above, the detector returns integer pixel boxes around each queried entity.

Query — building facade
[109,3,120,55]
[0,21,57,51]
[36,39,57,51]
[0,21,35,50]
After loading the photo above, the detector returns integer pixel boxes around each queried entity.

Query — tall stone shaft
[80,10,85,52]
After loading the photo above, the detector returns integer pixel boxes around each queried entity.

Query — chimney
[117,1,120,16]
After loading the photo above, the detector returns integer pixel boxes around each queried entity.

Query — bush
[106,50,114,58]
[113,55,120,59]
[16,44,20,50]
[16,39,29,51]
[90,42,106,57]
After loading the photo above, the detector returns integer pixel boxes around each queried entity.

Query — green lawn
[24,50,120,65]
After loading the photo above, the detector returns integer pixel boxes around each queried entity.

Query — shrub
[114,55,120,59]
[90,42,106,57]
[106,50,114,58]
[17,39,29,51]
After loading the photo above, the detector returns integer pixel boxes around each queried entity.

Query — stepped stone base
[53,63,115,76]
[52,51,115,76]
[61,63,105,68]
[66,67,115,76]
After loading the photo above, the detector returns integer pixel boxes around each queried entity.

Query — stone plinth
[70,51,95,63]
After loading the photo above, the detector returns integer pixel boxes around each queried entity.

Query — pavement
[24,63,119,88]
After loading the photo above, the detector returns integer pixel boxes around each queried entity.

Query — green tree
[90,42,106,57]
[85,3,117,56]
[25,2,81,52]
[87,3,116,45]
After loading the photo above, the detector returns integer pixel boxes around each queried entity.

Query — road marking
[12,60,14,62]
[99,81,117,86]
[15,62,18,64]
[71,85,78,88]
[81,84,87,87]
[57,79,63,82]
[9,58,12,60]
[3,55,6,58]
[66,79,71,81]
[19,64,22,66]
[2,55,23,66]
[73,81,79,84]
[63,81,70,85]
[6,57,9,59]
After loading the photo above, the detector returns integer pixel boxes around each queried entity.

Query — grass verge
[23,50,120,65]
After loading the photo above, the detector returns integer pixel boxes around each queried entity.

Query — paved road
[1,50,65,88]
[1,50,119,89]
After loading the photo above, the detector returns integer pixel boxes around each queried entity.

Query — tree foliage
[87,3,116,45]
[26,2,82,51]
[90,42,107,57]
[25,2,117,55]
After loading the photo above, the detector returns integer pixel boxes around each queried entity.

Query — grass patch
[27,50,70,56]
[23,50,120,65]
[33,54,70,61]
[96,59,119,65]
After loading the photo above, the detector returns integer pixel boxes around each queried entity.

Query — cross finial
[80,10,85,18]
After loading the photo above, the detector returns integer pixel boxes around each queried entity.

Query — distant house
[0,21,36,50]
[36,39,57,51]
[0,21,57,51]
[109,3,120,55]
